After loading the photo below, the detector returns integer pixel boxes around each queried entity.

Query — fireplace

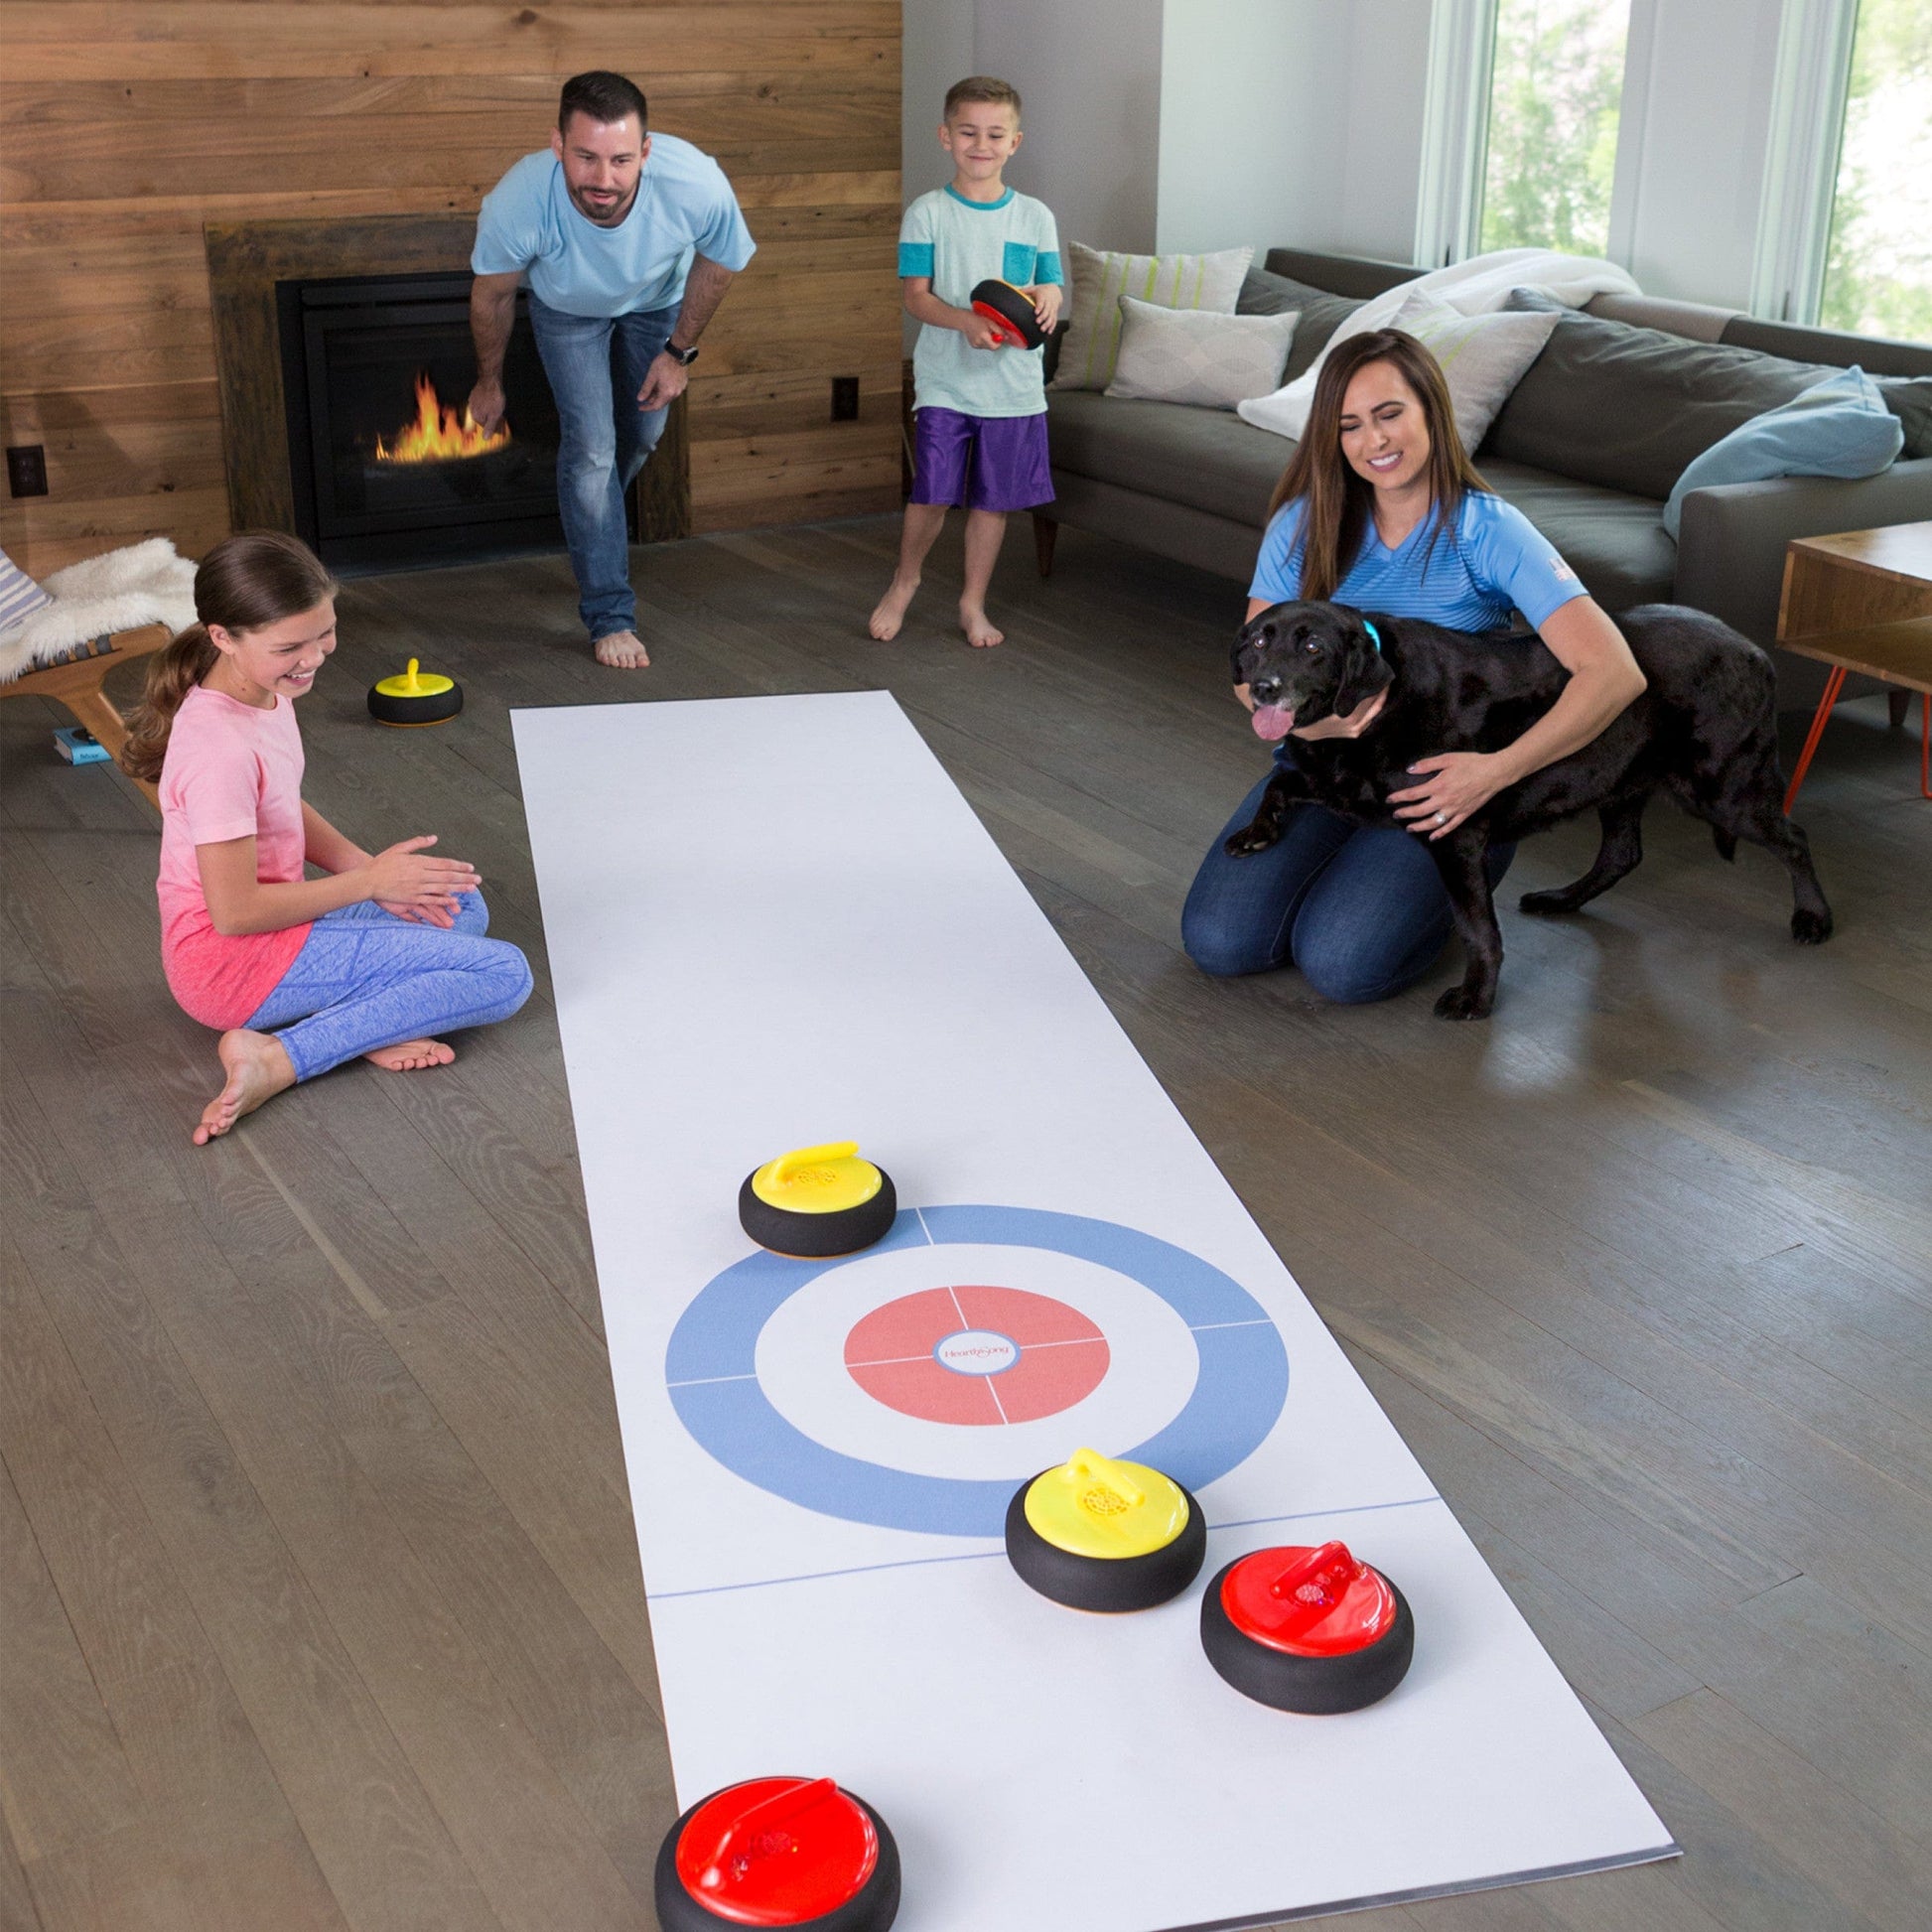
[278,271,567,571]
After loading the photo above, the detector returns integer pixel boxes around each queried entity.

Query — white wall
[901,0,1793,308]
[1340,0,1434,261]
[973,0,1166,252]
[1619,0,1785,306]
[1154,1,1350,256]
[900,0,975,205]
[903,0,1418,265]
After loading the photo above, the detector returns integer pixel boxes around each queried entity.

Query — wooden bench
[1777,523,1932,809]
[0,623,171,810]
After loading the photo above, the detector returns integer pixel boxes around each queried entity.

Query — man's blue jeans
[1182,772,1516,1005]
[527,295,678,641]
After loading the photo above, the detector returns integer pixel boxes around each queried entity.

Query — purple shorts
[909,407,1054,512]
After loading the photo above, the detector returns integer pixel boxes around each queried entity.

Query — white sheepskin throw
[0,537,199,682]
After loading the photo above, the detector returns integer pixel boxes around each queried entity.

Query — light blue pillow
[1664,364,1904,539]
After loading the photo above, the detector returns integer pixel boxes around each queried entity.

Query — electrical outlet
[7,445,49,497]
[830,376,860,422]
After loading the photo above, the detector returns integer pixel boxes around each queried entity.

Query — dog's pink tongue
[1251,703,1295,741]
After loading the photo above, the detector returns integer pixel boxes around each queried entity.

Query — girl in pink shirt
[122,531,531,1145]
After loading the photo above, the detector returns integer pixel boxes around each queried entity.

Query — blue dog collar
[1363,618,1383,653]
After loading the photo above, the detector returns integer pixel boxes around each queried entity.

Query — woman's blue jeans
[527,294,679,641]
[1182,771,1516,1005]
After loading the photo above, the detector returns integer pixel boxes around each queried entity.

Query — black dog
[1226,601,1832,1019]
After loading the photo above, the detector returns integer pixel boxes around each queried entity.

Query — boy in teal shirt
[870,76,1062,649]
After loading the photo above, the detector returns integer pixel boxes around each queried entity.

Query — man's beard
[569,179,637,225]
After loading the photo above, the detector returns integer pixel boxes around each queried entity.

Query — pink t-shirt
[157,684,314,1029]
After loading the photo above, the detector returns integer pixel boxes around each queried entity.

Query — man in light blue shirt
[468,70,756,667]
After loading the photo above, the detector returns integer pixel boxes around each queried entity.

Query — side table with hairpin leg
[1776,522,1932,810]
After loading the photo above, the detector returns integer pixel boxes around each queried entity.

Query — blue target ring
[665,1204,1290,1537]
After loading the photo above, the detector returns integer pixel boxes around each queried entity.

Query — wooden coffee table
[1777,521,1932,808]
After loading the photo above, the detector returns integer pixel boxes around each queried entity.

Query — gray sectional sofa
[1038,247,1932,705]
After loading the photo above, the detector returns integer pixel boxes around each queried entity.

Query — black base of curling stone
[367,682,463,727]
[1199,1558,1415,1714]
[969,278,1047,349]
[1004,1473,1206,1612]
[653,1787,899,1932]
[738,1168,897,1258]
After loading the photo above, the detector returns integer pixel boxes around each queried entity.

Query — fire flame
[374,372,510,464]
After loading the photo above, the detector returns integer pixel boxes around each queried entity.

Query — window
[1478,0,1633,257]
[1818,0,1932,338]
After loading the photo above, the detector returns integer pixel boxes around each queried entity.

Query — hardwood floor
[3,516,1929,1932]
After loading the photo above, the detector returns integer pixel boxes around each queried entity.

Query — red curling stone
[654,1776,900,1932]
[969,277,1047,349]
[1199,1540,1414,1714]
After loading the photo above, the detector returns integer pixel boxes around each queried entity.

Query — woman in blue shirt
[1181,328,1646,1004]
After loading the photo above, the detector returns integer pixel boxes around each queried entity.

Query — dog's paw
[1792,908,1833,945]
[1517,888,1581,917]
[1433,983,1494,1022]
[1223,828,1279,858]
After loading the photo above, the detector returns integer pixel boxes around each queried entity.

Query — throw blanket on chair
[1236,247,1642,443]
[0,537,198,682]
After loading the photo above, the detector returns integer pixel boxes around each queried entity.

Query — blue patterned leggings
[243,894,533,1081]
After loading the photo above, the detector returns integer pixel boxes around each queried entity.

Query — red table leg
[1784,665,1847,814]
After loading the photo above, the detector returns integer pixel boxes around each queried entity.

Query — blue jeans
[527,295,678,641]
[244,894,533,1082]
[1182,773,1516,1005]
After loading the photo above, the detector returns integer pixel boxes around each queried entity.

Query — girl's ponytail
[120,623,220,782]
[118,530,337,785]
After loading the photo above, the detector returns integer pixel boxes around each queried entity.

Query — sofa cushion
[1477,459,1678,613]
[1240,289,1559,449]
[1045,392,1678,613]
[1106,295,1300,409]
[1237,266,1364,383]
[1491,289,1932,495]
[1046,390,1290,528]
[1662,365,1904,539]
[1050,241,1252,392]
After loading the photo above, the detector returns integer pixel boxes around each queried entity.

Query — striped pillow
[0,547,52,637]
[1050,241,1253,393]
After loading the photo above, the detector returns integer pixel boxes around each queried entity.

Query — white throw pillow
[1104,296,1300,409]
[1239,289,1559,450]
[1050,240,1254,393]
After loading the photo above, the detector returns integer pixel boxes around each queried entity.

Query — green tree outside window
[1820,0,1932,341]
[1479,0,1631,258]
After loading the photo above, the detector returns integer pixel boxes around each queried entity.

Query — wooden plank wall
[0,1,902,574]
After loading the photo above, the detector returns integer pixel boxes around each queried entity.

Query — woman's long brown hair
[120,531,338,783]
[1265,328,1490,603]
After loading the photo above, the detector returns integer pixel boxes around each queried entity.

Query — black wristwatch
[665,341,700,366]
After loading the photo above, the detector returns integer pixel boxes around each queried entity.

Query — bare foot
[961,604,1005,648]
[363,1037,456,1072]
[870,575,919,640]
[594,629,650,669]
[194,1031,297,1146]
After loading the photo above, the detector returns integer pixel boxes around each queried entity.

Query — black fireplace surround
[278,271,567,572]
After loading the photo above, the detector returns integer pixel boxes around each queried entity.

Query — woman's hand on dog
[1390,751,1509,839]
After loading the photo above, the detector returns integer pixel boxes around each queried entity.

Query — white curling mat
[513,691,1675,1932]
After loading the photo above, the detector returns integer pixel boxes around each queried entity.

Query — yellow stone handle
[771,1141,861,1185]
[402,657,424,690]
[1064,1448,1145,1510]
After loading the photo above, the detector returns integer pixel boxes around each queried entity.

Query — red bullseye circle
[844,1287,1109,1425]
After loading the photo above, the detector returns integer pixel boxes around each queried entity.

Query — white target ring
[756,1241,1199,1482]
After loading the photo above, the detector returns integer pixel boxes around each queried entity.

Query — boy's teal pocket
[1002,241,1037,285]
